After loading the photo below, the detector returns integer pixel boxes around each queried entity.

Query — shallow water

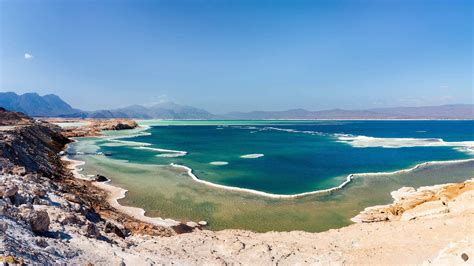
[71,120,474,232]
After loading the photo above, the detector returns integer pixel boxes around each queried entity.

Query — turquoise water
[96,120,473,195]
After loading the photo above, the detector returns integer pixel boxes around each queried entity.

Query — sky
[0,0,472,113]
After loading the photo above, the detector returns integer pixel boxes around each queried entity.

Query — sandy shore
[62,155,87,180]
[92,181,180,227]
[61,151,180,228]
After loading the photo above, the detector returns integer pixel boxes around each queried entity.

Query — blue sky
[1,0,472,113]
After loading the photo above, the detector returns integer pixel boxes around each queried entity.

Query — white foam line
[240,154,264,159]
[134,146,187,154]
[209,161,229,165]
[250,126,326,136]
[108,139,152,147]
[171,159,474,199]
[156,153,187,157]
[337,134,474,151]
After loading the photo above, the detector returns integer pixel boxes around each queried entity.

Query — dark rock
[13,193,31,206]
[104,221,114,233]
[29,210,50,233]
[0,220,8,232]
[95,174,109,182]
[60,213,85,225]
[461,253,469,261]
[113,225,128,238]
[83,208,101,223]
[172,223,194,234]
[105,220,128,238]
[85,223,100,238]
[35,238,49,248]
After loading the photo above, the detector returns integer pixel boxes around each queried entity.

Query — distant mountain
[225,108,314,120]
[0,92,83,117]
[367,104,474,119]
[88,102,216,119]
[224,104,474,120]
[1,91,472,119]
[0,92,214,119]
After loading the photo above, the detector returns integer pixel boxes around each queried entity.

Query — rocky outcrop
[0,115,70,178]
[351,179,474,223]
[0,107,32,126]
[0,109,179,263]
[28,210,50,233]
[60,119,138,137]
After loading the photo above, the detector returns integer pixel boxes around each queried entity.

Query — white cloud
[24,53,33,59]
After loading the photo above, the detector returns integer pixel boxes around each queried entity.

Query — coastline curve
[170,158,474,199]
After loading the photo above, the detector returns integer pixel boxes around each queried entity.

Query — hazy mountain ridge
[225,105,473,119]
[0,92,82,117]
[88,102,216,119]
[0,92,472,119]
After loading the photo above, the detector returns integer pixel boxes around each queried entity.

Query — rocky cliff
[0,110,179,264]
[0,108,70,178]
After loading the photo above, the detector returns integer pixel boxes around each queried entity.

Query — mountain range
[0,92,82,117]
[0,92,472,119]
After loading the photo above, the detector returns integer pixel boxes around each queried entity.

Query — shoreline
[171,158,474,199]
[61,141,180,228]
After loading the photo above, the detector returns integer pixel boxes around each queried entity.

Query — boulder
[29,210,50,233]
[95,174,109,182]
[0,221,7,233]
[60,213,86,225]
[85,223,100,238]
[105,220,128,238]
